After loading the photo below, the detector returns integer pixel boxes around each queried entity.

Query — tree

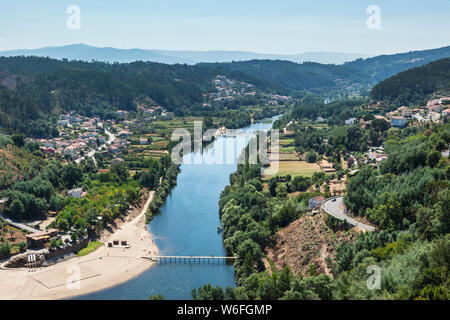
[236,239,262,264]
[62,164,83,188]
[110,163,129,182]
[279,266,293,293]
[11,134,25,148]
[49,193,64,211]
[291,176,311,192]
[203,116,214,129]
[248,178,263,192]
[272,202,297,229]
[269,178,277,197]
[10,199,25,219]
[309,264,317,277]
[306,152,318,163]
[0,241,11,257]
[50,238,60,249]
[371,118,390,133]
[138,171,155,189]
[427,150,441,168]
[18,241,26,251]
[367,192,403,231]
[275,183,288,198]
[192,284,224,300]
[57,218,70,231]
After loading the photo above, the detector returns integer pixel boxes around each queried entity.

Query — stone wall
[2,237,89,269]
[46,237,89,259]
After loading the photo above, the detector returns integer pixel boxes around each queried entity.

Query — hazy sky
[0,0,449,55]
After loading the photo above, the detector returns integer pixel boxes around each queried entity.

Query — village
[203,75,291,107]
[30,104,176,165]
[349,96,450,127]
[29,74,291,167]
[0,74,288,269]
[261,94,450,213]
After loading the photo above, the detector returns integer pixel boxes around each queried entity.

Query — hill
[346,45,450,83]
[0,56,220,136]
[1,46,450,138]
[0,56,372,137]
[370,58,450,105]
[0,44,369,65]
[0,135,44,190]
[201,60,372,95]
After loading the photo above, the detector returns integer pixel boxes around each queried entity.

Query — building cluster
[138,106,174,120]
[33,114,106,159]
[32,105,173,162]
[366,147,389,166]
[340,96,449,130]
[264,93,291,105]
[204,75,291,106]
[386,96,450,127]
[204,75,256,103]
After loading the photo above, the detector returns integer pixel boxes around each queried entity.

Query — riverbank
[73,115,281,299]
[0,191,158,300]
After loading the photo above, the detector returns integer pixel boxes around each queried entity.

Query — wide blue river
[75,116,278,300]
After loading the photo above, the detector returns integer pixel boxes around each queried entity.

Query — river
[75,116,279,300]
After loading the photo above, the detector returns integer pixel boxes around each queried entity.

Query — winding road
[321,196,375,232]
[75,125,115,165]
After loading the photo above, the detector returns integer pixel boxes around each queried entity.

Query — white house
[345,118,357,125]
[68,188,84,199]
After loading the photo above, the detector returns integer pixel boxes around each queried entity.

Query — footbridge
[142,255,236,264]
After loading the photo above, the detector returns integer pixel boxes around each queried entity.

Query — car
[331,198,336,202]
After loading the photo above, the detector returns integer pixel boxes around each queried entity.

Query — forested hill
[0,55,219,111]
[0,56,371,137]
[0,56,221,136]
[370,58,450,105]
[346,45,450,83]
[1,48,450,137]
[200,60,372,95]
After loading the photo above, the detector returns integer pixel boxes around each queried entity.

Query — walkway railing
[142,255,236,264]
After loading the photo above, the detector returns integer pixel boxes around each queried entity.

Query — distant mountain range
[345,45,450,82]
[1,44,450,137]
[0,44,370,65]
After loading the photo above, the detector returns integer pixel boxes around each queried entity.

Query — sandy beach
[0,191,158,300]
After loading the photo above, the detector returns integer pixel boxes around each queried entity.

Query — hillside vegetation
[1,45,450,137]
[371,58,450,105]
[346,45,450,82]
[201,60,372,95]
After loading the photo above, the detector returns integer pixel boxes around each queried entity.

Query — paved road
[0,214,41,233]
[75,124,115,165]
[104,127,115,144]
[321,196,375,232]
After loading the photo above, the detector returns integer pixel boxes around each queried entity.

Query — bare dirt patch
[266,213,357,277]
